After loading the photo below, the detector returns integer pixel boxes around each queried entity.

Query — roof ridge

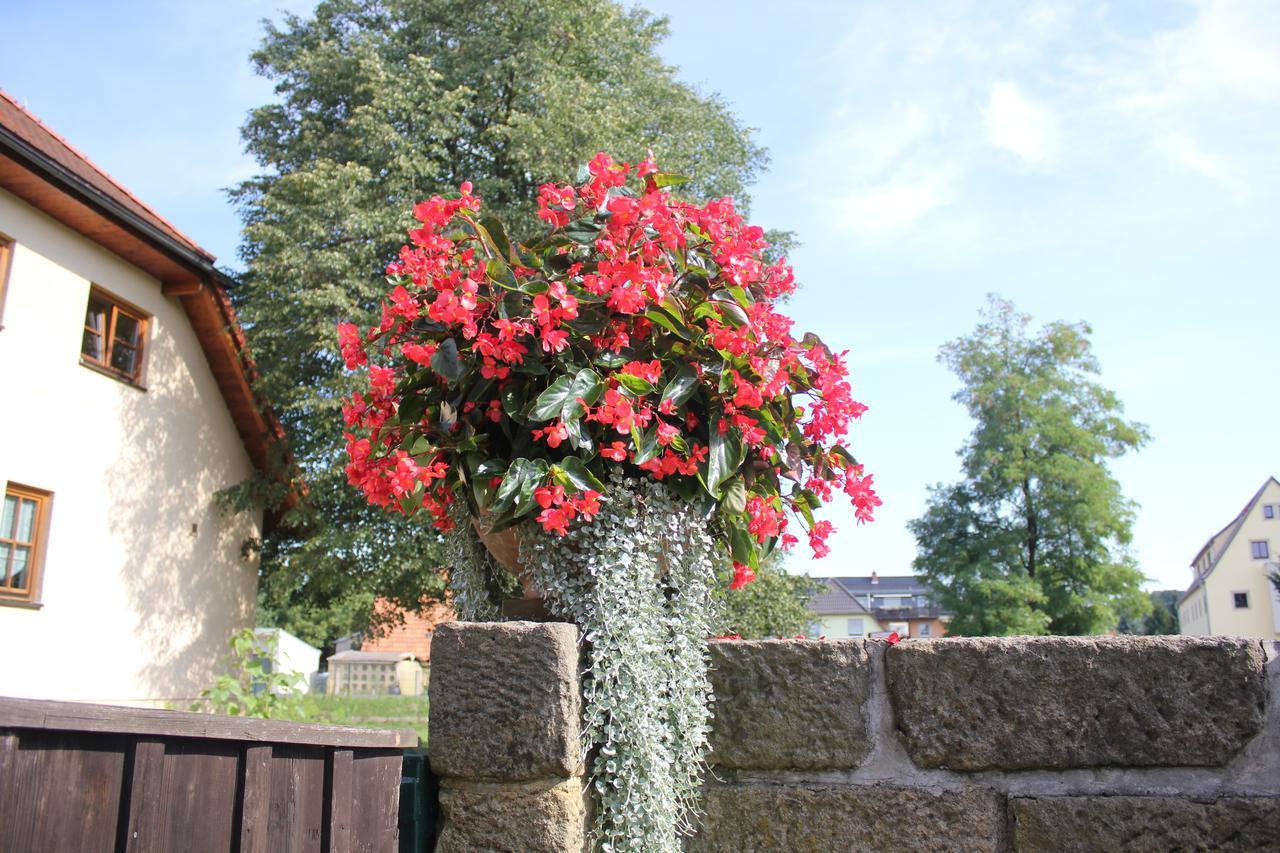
[0,89,213,261]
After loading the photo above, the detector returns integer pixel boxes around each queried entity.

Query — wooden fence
[0,696,418,853]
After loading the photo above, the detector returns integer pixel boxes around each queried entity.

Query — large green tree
[717,557,824,639]
[227,0,771,640]
[1117,590,1180,636]
[909,297,1151,636]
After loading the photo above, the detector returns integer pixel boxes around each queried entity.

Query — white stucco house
[1178,477,1280,641]
[0,91,286,705]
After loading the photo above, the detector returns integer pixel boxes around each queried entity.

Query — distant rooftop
[809,579,869,616]
[826,575,933,595]
[328,650,417,663]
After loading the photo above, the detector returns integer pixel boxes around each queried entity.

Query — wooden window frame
[80,285,150,389]
[0,234,14,332]
[1,482,53,609]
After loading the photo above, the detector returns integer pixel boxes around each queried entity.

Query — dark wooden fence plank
[123,739,167,852]
[0,699,419,853]
[160,740,241,852]
[240,744,273,853]
[0,730,126,853]
[350,751,403,853]
[329,748,354,853]
[0,697,415,748]
[269,745,326,853]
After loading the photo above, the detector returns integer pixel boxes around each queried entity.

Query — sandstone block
[436,779,587,853]
[429,621,582,780]
[688,783,1002,852]
[1010,795,1280,852]
[708,639,873,769]
[887,636,1266,770]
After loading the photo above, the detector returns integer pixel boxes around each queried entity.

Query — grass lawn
[276,694,430,745]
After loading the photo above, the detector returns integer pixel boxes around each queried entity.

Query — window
[847,618,864,637]
[1233,592,1249,609]
[81,287,148,385]
[1251,540,1270,560]
[1,483,52,607]
[918,623,932,637]
[1265,505,1277,520]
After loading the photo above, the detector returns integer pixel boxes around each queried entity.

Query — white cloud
[983,81,1060,165]
[1154,131,1224,180]
[832,171,954,242]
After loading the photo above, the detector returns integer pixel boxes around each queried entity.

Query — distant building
[359,599,454,665]
[1179,477,1280,640]
[810,574,949,638]
[326,650,426,697]
[254,627,322,693]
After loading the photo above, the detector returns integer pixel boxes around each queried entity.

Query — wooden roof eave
[0,129,296,510]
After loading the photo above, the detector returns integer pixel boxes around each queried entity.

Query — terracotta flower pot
[471,515,540,601]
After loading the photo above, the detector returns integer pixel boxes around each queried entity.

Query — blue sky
[4,1,1278,592]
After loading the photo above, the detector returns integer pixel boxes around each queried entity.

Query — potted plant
[339,152,879,850]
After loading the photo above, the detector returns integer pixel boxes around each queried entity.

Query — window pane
[85,300,108,332]
[0,542,9,581]
[110,343,137,376]
[16,498,36,542]
[114,312,141,346]
[1,495,15,538]
[10,545,29,589]
[81,329,104,361]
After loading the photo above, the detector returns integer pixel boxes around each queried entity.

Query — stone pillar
[428,621,587,852]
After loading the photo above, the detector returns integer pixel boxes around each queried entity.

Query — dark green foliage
[910,296,1151,636]
[1118,590,1181,635]
[718,556,824,639]
[227,0,771,641]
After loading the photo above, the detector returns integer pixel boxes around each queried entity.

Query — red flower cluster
[340,153,879,587]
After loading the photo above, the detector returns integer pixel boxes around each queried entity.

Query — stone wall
[428,624,1280,852]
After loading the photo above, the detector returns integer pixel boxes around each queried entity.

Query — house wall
[0,188,261,705]
[427,625,1279,851]
[1178,585,1212,636]
[1199,480,1280,640]
[815,612,882,639]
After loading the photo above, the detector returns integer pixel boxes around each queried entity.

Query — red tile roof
[362,600,456,664]
[0,90,212,261]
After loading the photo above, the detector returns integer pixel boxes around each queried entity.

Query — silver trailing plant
[521,472,721,853]
[445,502,517,621]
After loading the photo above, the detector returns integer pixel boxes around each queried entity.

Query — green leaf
[653,172,692,188]
[409,436,434,456]
[722,477,747,515]
[644,308,692,341]
[707,418,745,493]
[563,416,594,453]
[479,215,515,263]
[632,427,660,466]
[529,376,574,421]
[615,373,655,396]
[564,219,603,244]
[562,368,605,421]
[513,459,549,515]
[431,338,464,383]
[594,350,630,369]
[501,383,527,422]
[659,364,699,409]
[728,523,756,565]
[719,285,752,310]
[492,458,532,511]
[485,258,519,291]
[557,457,606,492]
